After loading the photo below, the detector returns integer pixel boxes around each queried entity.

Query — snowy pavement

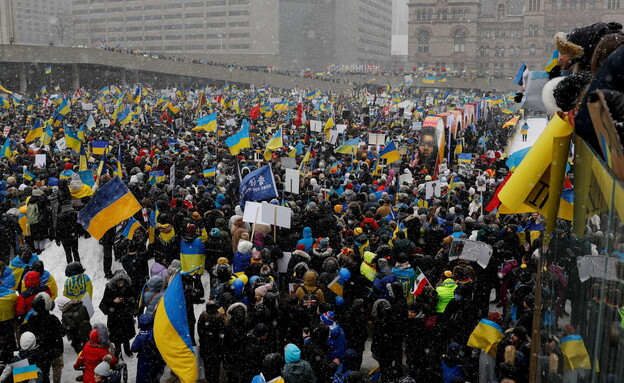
[505,117,548,155]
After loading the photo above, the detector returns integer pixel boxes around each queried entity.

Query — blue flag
[514,62,527,86]
[239,165,278,210]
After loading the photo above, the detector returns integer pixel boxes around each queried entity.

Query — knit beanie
[94,361,111,377]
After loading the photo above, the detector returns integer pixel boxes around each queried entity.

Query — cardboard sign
[425,180,442,199]
[336,124,347,134]
[284,168,300,194]
[310,120,323,132]
[261,203,291,229]
[278,252,292,273]
[476,176,486,192]
[329,129,339,145]
[280,157,298,169]
[398,173,413,186]
[35,154,46,168]
[3,126,10,136]
[55,137,66,151]
[368,133,386,146]
[449,239,493,268]
[81,103,93,110]
[100,119,111,127]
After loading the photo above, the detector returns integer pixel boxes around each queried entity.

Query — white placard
[448,239,493,269]
[280,157,297,169]
[277,252,292,273]
[425,180,442,199]
[268,97,283,104]
[35,154,46,168]
[336,124,347,134]
[329,130,339,145]
[242,202,272,226]
[55,137,66,151]
[412,121,422,130]
[81,103,93,110]
[3,126,10,136]
[398,173,413,186]
[225,118,237,127]
[438,163,448,174]
[261,203,292,229]
[476,175,486,192]
[100,119,111,127]
[285,168,300,194]
[170,163,176,188]
[310,120,323,132]
[82,292,95,318]
[368,133,386,146]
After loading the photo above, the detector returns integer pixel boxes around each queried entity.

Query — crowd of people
[0,21,623,383]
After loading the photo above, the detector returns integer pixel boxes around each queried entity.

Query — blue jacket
[233,251,252,274]
[327,324,348,360]
[131,314,165,383]
[297,227,314,253]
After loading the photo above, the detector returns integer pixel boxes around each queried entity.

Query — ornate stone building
[408,0,624,76]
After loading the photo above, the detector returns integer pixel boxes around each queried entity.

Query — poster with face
[418,127,438,169]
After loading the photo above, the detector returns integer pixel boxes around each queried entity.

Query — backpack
[301,286,321,310]
[26,203,41,225]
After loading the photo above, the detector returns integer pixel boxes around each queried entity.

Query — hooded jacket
[233,240,253,274]
[63,263,93,301]
[74,328,118,383]
[131,314,165,383]
[436,278,458,313]
[57,296,92,353]
[296,271,325,305]
[19,294,66,358]
[282,344,316,383]
[15,272,50,317]
[141,276,164,316]
[0,266,17,321]
[360,251,377,282]
[296,227,314,253]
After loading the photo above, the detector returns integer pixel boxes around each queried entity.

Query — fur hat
[555,22,624,69]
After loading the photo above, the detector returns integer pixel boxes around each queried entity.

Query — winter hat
[320,311,335,326]
[210,228,221,238]
[192,211,201,220]
[24,271,40,289]
[94,361,111,377]
[553,72,593,112]
[377,258,389,270]
[252,250,262,261]
[186,224,198,235]
[255,283,273,298]
[512,326,528,342]
[6,176,16,185]
[217,257,229,265]
[55,295,71,311]
[453,223,462,232]
[319,238,329,249]
[487,312,503,325]
[284,344,301,364]
[31,188,44,197]
[238,240,253,254]
[64,163,73,171]
[555,22,624,69]
[20,332,37,350]
[444,270,453,278]
[296,243,306,251]
[447,342,461,356]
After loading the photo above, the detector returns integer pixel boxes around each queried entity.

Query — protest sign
[449,239,493,268]
[284,168,300,194]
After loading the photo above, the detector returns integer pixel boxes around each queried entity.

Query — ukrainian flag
[324,117,335,140]
[0,138,11,158]
[458,153,472,164]
[77,176,141,240]
[467,318,504,358]
[148,205,159,244]
[327,275,344,297]
[44,66,52,74]
[373,141,401,175]
[101,86,110,95]
[0,85,11,94]
[167,102,180,115]
[544,50,559,72]
[23,168,36,181]
[224,123,251,155]
[335,137,360,155]
[264,128,283,161]
[25,120,43,143]
[203,167,216,177]
[42,122,53,146]
[422,76,436,84]
[149,170,165,185]
[154,272,198,383]
[121,217,142,240]
[438,75,447,83]
[91,141,109,155]
[560,334,591,371]
[78,170,95,187]
[12,364,39,382]
[51,99,70,127]
[40,86,47,94]
[65,129,82,152]
[77,125,86,142]
[194,112,217,132]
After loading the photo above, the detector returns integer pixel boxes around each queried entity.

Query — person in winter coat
[371,299,404,382]
[98,270,136,357]
[140,276,164,316]
[252,353,285,383]
[341,299,367,371]
[56,202,81,264]
[282,343,316,383]
[130,314,165,383]
[223,302,249,383]
[319,311,348,360]
[74,327,118,383]
[197,301,226,383]
[296,270,325,315]
[9,332,45,382]
[25,189,51,253]
[63,261,93,301]
[287,244,312,280]
[0,261,17,354]
[15,271,50,320]
[436,277,458,313]
[233,239,253,275]
[56,296,91,353]
[311,238,333,272]
[24,260,58,300]
[204,228,229,270]
[19,293,66,383]
[302,323,336,382]
[441,342,466,383]
[297,227,315,253]
[9,250,39,289]
[230,216,249,253]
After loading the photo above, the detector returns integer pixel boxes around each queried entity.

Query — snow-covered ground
[506,117,548,155]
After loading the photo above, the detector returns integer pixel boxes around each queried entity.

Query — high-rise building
[407,0,624,76]
[71,0,392,70]
[0,0,16,44]
[11,0,73,46]
[392,0,410,58]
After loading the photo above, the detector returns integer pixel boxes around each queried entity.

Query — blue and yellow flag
[423,76,436,84]
[148,204,160,244]
[544,50,559,72]
[335,137,360,155]
[13,364,38,382]
[0,138,11,158]
[121,217,142,240]
[203,168,216,177]
[224,122,251,155]
[91,141,109,155]
[65,129,82,152]
[373,141,400,175]
[42,120,53,146]
[44,66,52,74]
[264,128,283,160]
[467,318,504,358]
[77,176,141,240]
[51,99,70,127]
[149,170,165,185]
[23,168,36,181]
[25,120,43,143]
[154,272,198,383]
[194,112,217,132]
[560,334,591,371]
[167,102,180,115]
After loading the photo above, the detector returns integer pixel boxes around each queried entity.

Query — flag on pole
[412,267,429,296]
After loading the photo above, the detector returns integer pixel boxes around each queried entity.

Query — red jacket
[15,272,50,317]
[74,329,117,383]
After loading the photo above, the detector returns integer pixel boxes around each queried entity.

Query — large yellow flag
[324,117,335,141]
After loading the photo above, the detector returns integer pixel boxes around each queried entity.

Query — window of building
[529,43,537,56]
[529,25,538,37]
[510,45,520,58]
[478,44,490,57]
[570,0,577,8]
[495,45,505,57]
[497,4,506,19]
[453,29,466,53]
[608,0,620,8]
[417,29,429,53]
[529,0,541,10]
[551,0,557,9]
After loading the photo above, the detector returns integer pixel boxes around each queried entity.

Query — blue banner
[239,165,278,210]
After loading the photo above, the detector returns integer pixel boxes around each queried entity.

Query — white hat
[20,332,37,350]
[94,361,111,377]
